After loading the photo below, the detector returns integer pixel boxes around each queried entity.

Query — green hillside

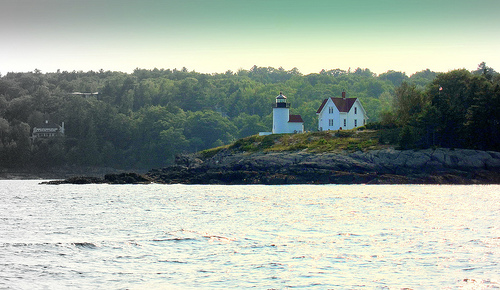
[1,63,499,171]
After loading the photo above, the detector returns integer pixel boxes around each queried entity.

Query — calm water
[0,180,499,289]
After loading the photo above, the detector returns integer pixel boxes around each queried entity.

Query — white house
[71,92,99,98]
[32,120,65,139]
[316,92,368,131]
[260,92,304,135]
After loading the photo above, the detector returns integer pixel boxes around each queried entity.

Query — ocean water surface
[0,180,499,289]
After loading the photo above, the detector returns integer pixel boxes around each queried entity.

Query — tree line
[1,65,437,169]
[383,62,500,151]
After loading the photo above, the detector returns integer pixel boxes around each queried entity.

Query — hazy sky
[1,0,499,76]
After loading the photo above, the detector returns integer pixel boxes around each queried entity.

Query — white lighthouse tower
[259,92,304,136]
[273,92,290,134]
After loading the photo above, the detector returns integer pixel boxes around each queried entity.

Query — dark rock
[175,154,203,168]
[42,176,105,185]
[42,148,500,185]
[104,172,152,184]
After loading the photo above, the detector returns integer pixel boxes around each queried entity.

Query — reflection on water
[0,181,499,289]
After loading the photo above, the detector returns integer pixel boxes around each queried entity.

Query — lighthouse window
[328,107,334,114]
[329,119,334,126]
[355,107,357,114]
[344,119,346,127]
[354,119,357,127]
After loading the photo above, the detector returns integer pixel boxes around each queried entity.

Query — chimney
[342,91,346,99]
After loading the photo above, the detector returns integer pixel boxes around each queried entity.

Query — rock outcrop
[146,148,500,184]
[44,148,500,185]
[43,172,152,185]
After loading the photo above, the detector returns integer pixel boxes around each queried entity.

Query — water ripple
[0,181,499,289]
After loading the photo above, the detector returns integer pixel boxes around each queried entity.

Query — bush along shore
[44,146,500,185]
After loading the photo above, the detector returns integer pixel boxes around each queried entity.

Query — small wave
[1,241,99,250]
[1,242,53,248]
[205,235,237,243]
[162,229,237,243]
[467,237,500,248]
[197,269,215,273]
[72,242,98,249]
[152,238,197,242]
[158,260,188,264]
[458,278,500,288]
[337,233,360,237]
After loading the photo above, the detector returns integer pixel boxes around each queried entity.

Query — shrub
[336,130,355,138]
[260,135,277,149]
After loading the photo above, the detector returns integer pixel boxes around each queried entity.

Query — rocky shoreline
[0,166,144,180]
[44,148,500,185]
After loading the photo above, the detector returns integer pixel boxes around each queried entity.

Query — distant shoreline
[0,166,146,180]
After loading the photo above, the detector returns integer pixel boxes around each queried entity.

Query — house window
[355,107,357,114]
[329,119,334,126]
[354,119,357,127]
[329,107,334,114]
[344,119,346,127]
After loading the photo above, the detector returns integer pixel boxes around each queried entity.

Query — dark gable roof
[288,114,304,123]
[36,122,60,129]
[316,97,357,113]
[332,98,356,113]
[316,99,329,114]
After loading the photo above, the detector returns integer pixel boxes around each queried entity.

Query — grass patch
[263,129,385,153]
[228,134,282,152]
[199,128,391,157]
[199,145,228,159]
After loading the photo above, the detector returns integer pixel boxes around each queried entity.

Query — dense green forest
[1,63,495,170]
[384,62,500,151]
